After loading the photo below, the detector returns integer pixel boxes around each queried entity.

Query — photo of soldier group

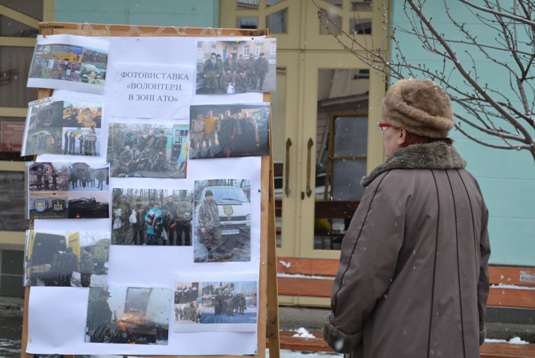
[27,161,110,219]
[196,38,276,94]
[28,43,108,86]
[85,286,171,345]
[24,230,110,288]
[173,280,257,330]
[22,97,103,156]
[111,188,193,246]
[189,103,270,159]
[193,179,251,263]
[108,122,188,179]
[68,162,109,192]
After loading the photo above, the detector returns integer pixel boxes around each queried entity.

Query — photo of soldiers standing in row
[189,104,270,159]
[108,123,188,179]
[196,38,276,95]
[63,128,99,156]
[68,163,109,192]
[111,189,193,247]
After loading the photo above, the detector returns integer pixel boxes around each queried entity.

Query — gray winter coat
[323,142,491,358]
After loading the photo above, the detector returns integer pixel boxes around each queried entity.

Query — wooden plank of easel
[264,93,281,358]
[256,154,270,358]
[39,21,268,38]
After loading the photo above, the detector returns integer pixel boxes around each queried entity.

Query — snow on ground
[485,336,530,345]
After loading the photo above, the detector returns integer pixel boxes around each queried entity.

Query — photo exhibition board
[25,32,272,356]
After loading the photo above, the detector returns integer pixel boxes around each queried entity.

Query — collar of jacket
[361,141,467,187]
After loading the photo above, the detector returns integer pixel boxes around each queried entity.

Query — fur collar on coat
[361,141,466,187]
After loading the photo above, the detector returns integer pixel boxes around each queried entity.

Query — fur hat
[381,79,454,138]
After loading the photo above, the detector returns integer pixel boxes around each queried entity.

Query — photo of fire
[85,286,172,345]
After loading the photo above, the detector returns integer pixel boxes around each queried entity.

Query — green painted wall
[392,2,535,266]
[55,0,219,27]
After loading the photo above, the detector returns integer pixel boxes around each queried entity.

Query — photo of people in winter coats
[111,188,193,246]
[196,38,276,94]
[24,230,110,287]
[173,279,257,332]
[193,179,251,263]
[27,161,110,219]
[108,122,189,179]
[22,96,103,157]
[189,103,270,159]
[85,286,171,345]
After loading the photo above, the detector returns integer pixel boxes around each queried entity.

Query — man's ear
[397,128,407,145]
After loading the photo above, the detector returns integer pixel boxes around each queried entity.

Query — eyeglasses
[377,122,393,132]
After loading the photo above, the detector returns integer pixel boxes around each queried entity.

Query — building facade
[0,0,533,302]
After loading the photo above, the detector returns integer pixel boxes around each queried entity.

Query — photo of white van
[193,180,251,263]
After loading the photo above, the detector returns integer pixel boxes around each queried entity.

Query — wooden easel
[21,22,280,358]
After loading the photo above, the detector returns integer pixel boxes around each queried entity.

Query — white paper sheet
[107,63,194,119]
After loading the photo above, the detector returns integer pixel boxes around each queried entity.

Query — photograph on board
[22,96,103,157]
[111,188,193,246]
[108,122,188,179]
[28,35,109,93]
[68,162,109,191]
[27,161,110,219]
[85,286,172,345]
[196,38,276,94]
[173,280,257,331]
[189,103,270,159]
[24,230,110,288]
[193,179,251,263]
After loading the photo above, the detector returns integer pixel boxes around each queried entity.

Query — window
[351,0,373,12]
[266,0,285,6]
[350,18,372,34]
[266,8,288,34]
[319,9,341,35]
[237,17,258,29]
[270,42,276,56]
[237,0,258,10]
[353,69,369,79]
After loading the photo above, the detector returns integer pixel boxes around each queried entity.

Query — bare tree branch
[313,0,535,161]
[460,0,535,27]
